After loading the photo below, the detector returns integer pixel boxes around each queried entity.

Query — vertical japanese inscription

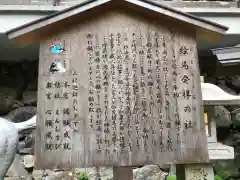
[123,33,132,152]
[154,33,164,152]
[72,71,79,133]
[147,33,156,151]
[110,33,117,153]
[116,33,125,152]
[87,33,94,130]
[37,14,209,168]
[139,34,148,153]
[102,36,110,153]
[84,29,206,165]
[171,32,181,145]
[94,35,103,153]
[44,78,73,151]
[45,108,53,151]
[180,42,195,132]
[132,32,140,149]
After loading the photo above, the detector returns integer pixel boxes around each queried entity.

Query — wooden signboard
[35,10,209,169]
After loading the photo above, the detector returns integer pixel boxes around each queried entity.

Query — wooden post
[113,167,133,180]
[176,164,185,180]
[175,76,215,180]
[183,77,213,180]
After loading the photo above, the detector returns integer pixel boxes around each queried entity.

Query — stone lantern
[182,80,238,179]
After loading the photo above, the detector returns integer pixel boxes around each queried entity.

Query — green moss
[215,170,230,179]
[214,175,223,180]
[76,172,89,180]
[166,175,176,180]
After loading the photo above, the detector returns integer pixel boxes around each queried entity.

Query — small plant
[166,175,176,180]
[76,172,89,180]
[214,175,223,180]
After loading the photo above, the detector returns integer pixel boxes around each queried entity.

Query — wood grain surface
[36,10,209,169]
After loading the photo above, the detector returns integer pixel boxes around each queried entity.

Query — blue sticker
[49,43,65,53]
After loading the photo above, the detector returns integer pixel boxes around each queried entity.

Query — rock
[76,167,112,180]
[4,106,36,148]
[24,133,35,149]
[0,117,19,179]
[40,170,72,180]
[133,165,167,180]
[6,165,167,180]
[4,106,36,123]
[6,154,28,177]
[0,87,18,114]
[205,76,217,84]
[232,114,240,128]
[18,132,35,155]
[217,129,240,178]
[216,76,226,85]
[230,108,240,127]
[0,64,24,90]
[214,160,239,179]
[225,76,240,93]
[222,130,240,147]
[214,106,232,127]
[4,177,26,180]
[11,101,24,110]
[77,165,167,180]
[216,127,231,142]
[32,170,44,180]
[27,80,38,91]
[22,91,37,106]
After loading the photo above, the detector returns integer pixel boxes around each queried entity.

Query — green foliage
[166,175,176,180]
[215,170,230,180]
[76,172,89,180]
[214,175,223,180]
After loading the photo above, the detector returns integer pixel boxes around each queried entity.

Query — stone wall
[0,60,37,116]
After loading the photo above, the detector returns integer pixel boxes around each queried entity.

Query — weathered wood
[6,0,227,43]
[113,167,133,180]
[35,9,209,169]
[176,164,185,180]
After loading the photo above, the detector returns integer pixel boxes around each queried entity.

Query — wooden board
[36,10,209,169]
[113,167,133,180]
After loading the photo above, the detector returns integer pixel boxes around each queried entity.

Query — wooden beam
[113,167,133,180]
[176,164,185,180]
